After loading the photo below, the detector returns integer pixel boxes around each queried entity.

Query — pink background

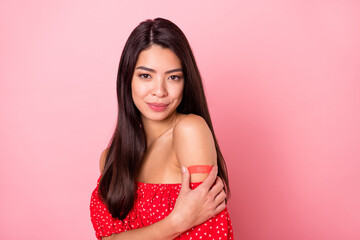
[1,0,359,239]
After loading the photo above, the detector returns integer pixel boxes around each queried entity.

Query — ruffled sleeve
[89,176,126,240]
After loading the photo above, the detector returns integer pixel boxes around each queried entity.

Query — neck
[141,111,179,148]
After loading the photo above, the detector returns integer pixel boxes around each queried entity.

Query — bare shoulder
[174,113,207,132]
[99,147,110,174]
[173,114,217,181]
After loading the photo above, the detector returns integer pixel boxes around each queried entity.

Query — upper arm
[173,114,217,182]
[99,148,109,174]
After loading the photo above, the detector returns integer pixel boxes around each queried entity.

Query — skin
[99,44,227,239]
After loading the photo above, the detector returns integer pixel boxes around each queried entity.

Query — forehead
[135,45,182,70]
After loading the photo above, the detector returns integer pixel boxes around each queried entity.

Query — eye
[139,74,151,79]
[169,75,181,81]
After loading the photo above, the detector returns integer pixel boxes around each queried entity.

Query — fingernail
[182,166,186,173]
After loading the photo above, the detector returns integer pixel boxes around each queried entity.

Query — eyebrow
[135,66,183,74]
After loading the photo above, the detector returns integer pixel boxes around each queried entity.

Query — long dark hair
[99,17,230,220]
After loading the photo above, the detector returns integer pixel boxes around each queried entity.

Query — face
[131,44,184,122]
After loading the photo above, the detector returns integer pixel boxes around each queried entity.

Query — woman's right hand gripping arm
[102,165,226,240]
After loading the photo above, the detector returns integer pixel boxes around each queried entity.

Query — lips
[147,102,169,107]
[147,102,169,112]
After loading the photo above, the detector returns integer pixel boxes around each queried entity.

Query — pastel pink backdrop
[1,0,359,239]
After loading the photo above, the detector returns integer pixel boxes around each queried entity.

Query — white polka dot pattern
[90,176,234,239]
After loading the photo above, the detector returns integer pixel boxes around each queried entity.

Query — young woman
[90,18,233,239]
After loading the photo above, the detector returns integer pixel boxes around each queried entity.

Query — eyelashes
[169,75,181,81]
[139,74,151,79]
[138,74,182,81]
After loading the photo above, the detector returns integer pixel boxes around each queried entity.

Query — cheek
[172,83,184,99]
[132,80,148,99]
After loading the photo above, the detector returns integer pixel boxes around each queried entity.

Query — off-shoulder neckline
[135,181,203,186]
[98,175,202,186]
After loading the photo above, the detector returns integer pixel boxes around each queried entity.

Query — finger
[180,166,190,192]
[213,190,226,207]
[200,165,218,189]
[213,200,226,216]
[208,177,224,196]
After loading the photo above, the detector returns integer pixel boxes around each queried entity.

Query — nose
[151,77,167,97]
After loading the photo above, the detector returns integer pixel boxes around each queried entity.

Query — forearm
[107,214,183,240]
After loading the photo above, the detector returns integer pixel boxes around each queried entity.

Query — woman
[90,17,233,239]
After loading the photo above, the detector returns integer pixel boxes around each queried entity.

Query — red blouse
[90,176,233,239]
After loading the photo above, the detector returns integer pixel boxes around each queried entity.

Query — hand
[168,165,227,233]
